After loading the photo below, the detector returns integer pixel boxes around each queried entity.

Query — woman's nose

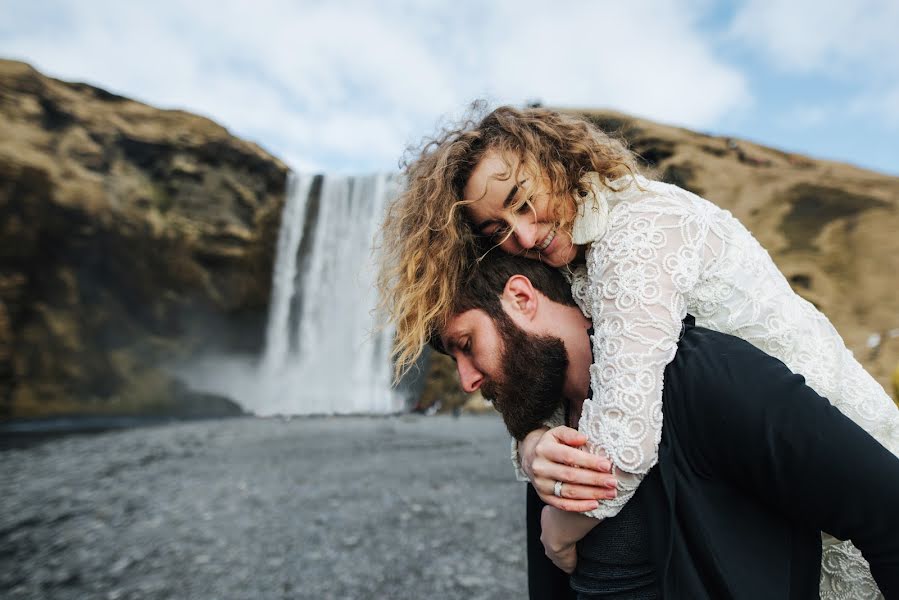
[515,222,539,249]
[502,219,538,252]
[456,358,484,393]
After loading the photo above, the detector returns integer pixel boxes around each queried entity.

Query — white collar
[570,173,644,244]
[571,172,611,244]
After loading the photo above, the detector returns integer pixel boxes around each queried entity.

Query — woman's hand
[520,426,617,512]
[540,505,602,574]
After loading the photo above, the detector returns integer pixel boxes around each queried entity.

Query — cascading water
[258,172,403,415]
[182,172,407,416]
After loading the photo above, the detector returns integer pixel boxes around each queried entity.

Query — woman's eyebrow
[503,184,519,208]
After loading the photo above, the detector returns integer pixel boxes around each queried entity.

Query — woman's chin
[544,242,578,267]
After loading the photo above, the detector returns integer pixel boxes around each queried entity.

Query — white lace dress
[517,174,899,598]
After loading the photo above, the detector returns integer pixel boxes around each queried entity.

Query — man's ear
[501,274,538,322]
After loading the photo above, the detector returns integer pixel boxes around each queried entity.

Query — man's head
[433,252,587,440]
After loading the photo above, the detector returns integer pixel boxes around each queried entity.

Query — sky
[1,0,897,176]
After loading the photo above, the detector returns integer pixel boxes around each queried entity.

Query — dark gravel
[1,414,528,599]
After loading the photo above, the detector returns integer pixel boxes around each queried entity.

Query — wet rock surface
[0,414,527,599]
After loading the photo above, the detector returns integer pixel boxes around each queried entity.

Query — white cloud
[729,0,899,77]
[0,0,751,172]
[728,0,899,129]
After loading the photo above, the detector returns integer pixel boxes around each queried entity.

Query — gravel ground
[1,414,528,600]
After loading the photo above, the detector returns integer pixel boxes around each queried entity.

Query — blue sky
[2,0,897,176]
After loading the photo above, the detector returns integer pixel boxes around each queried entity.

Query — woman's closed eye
[478,220,511,241]
[490,223,512,241]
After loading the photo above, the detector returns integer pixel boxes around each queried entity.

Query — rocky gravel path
[1,414,528,600]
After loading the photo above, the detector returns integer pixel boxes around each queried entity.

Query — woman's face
[463,150,580,267]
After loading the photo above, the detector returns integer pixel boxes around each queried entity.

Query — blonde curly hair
[377,103,639,380]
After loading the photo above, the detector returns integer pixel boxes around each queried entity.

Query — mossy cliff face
[0,59,289,418]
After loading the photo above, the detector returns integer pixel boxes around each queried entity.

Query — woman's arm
[578,195,708,519]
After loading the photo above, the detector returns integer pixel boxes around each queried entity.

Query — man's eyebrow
[440,333,457,352]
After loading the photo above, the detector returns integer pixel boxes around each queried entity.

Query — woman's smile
[536,229,556,252]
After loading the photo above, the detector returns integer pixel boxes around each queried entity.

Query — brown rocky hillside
[0,59,288,418]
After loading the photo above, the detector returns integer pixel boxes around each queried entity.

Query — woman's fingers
[534,472,618,511]
[540,495,601,513]
[537,477,617,500]
[540,428,611,472]
[547,481,617,501]
[542,443,611,472]
[548,426,588,447]
[533,460,618,488]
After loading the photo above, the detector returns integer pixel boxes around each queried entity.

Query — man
[433,252,899,599]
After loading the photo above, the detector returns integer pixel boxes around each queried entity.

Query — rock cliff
[0,59,288,418]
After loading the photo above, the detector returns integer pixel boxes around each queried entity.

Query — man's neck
[565,396,585,428]
[554,306,592,404]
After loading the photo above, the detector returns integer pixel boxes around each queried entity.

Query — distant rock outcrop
[425,108,899,410]
[0,59,288,418]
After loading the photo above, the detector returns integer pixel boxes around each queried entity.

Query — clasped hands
[521,426,618,574]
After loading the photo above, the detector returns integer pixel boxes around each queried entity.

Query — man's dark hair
[430,251,578,353]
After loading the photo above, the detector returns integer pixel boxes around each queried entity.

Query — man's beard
[481,311,569,441]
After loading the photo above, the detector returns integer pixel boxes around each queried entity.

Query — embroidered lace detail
[820,539,882,599]
[565,176,899,592]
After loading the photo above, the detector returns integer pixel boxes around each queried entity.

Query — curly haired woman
[377,104,899,598]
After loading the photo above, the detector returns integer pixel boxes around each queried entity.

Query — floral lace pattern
[821,539,881,600]
[563,176,898,597]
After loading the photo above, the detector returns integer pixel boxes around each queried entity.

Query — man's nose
[456,358,483,394]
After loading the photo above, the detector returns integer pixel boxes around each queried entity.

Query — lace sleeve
[580,195,706,519]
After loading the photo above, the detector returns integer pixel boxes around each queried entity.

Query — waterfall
[260,173,312,376]
[253,172,404,415]
[181,172,407,416]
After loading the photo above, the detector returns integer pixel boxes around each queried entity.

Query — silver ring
[553,481,564,497]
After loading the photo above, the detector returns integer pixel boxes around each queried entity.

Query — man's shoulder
[669,323,798,397]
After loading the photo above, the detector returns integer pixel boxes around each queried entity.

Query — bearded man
[432,252,899,599]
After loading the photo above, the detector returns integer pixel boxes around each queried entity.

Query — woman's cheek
[498,238,521,255]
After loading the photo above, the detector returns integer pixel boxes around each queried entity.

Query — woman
[378,104,899,597]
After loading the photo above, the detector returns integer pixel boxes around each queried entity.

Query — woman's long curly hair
[377,103,639,380]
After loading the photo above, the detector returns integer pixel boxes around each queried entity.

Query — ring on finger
[553,480,564,497]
